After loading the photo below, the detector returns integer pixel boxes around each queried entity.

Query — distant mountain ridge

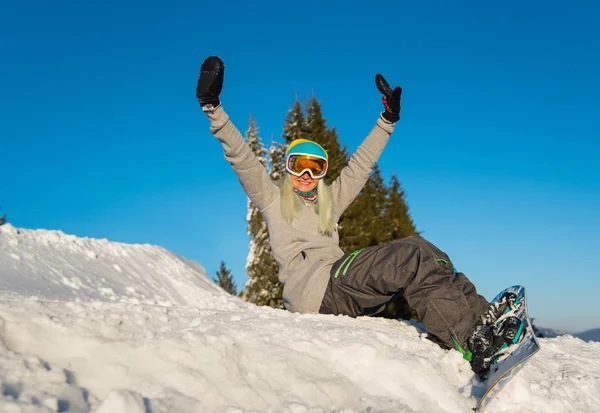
[575,328,600,342]
[533,324,600,343]
[533,325,568,339]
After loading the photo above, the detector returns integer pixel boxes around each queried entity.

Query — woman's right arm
[197,56,278,211]
[205,105,279,212]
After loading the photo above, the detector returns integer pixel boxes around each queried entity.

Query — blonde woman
[196,56,514,376]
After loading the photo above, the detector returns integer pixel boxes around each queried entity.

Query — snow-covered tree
[269,136,287,181]
[244,117,283,308]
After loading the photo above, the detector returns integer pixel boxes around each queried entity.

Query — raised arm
[330,74,402,217]
[196,56,278,211]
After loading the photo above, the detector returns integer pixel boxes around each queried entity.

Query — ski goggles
[285,154,328,179]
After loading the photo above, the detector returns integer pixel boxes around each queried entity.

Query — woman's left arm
[329,117,394,217]
[330,74,402,217]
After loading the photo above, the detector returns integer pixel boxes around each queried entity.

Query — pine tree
[213,261,238,295]
[382,174,420,242]
[245,115,268,168]
[245,115,268,257]
[244,116,284,308]
[305,96,348,183]
[245,216,282,307]
[282,99,306,143]
[269,136,287,182]
[338,164,388,251]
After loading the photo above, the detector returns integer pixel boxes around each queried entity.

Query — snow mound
[0,224,235,309]
[1,225,599,413]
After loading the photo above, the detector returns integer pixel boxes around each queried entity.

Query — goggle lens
[286,155,328,178]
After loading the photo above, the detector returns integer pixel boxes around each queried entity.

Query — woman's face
[290,172,320,192]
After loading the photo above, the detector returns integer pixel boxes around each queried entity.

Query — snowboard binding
[482,292,518,326]
[470,293,527,379]
[476,315,528,379]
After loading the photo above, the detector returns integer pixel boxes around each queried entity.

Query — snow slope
[1,225,599,413]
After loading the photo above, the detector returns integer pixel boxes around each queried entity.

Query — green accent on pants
[334,248,364,278]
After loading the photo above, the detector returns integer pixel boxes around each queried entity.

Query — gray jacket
[205,105,395,313]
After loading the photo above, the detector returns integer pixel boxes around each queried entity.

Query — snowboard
[475,285,541,412]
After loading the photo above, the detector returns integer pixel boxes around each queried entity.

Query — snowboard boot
[467,323,496,377]
[481,292,518,326]
[467,315,526,378]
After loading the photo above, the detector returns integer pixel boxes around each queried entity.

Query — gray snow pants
[319,236,490,351]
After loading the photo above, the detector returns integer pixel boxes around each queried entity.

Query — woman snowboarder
[196,55,511,375]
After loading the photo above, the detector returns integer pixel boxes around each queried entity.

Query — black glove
[196,56,225,110]
[376,74,402,123]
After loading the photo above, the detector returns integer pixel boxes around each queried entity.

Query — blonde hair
[280,175,334,236]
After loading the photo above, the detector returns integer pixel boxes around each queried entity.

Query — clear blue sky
[2,1,598,332]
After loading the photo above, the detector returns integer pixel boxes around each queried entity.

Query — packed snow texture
[0,224,599,413]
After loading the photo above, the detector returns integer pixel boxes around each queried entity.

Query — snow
[1,224,599,412]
